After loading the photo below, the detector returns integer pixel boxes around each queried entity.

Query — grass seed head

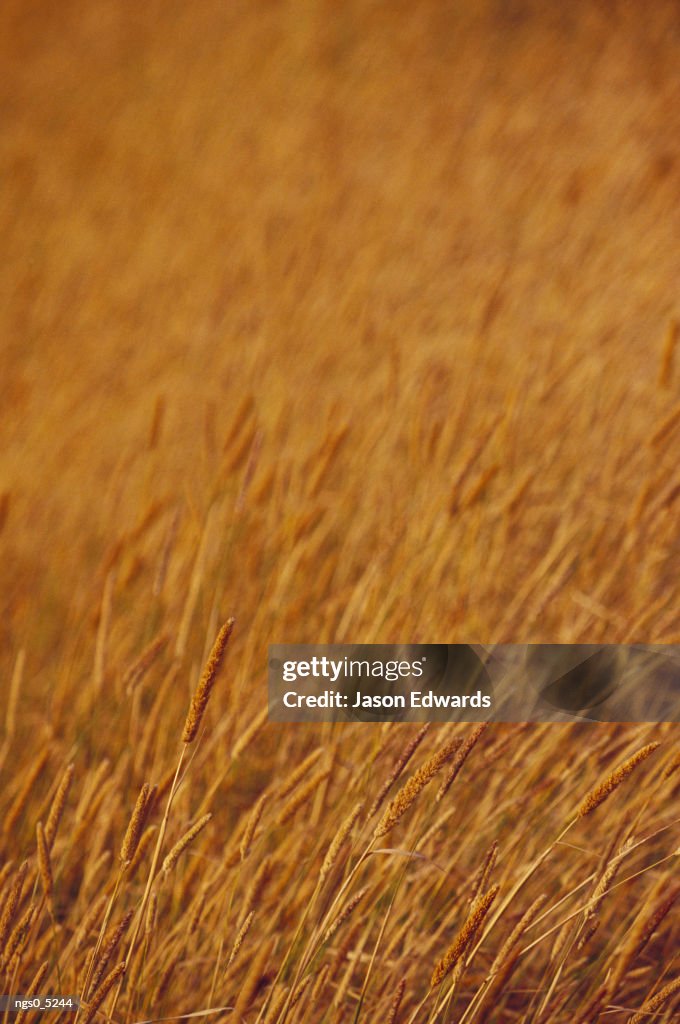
[628,976,680,1024]
[36,822,53,908]
[81,961,126,1024]
[320,800,364,883]
[120,782,152,866]
[240,792,268,861]
[182,618,235,743]
[161,813,212,878]
[228,909,254,968]
[323,886,371,945]
[431,884,499,988]
[44,762,74,849]
[578,742,661,818]
[374,737,461,839]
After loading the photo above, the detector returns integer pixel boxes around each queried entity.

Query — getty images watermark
[268,644,680,723]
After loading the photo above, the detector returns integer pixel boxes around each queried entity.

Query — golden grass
[577,743,661,819]
[1,1,680,1022]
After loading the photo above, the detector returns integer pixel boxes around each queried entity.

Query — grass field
[1,1,679,1021]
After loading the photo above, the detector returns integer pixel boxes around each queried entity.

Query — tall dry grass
[0,530,677,1022]
[1,1,680,1021]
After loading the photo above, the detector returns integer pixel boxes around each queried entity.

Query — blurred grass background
[1,0,679,665]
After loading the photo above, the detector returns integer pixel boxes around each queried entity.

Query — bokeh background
[2,0,679,666]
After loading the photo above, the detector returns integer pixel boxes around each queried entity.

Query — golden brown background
[2,0,679,659]
[1,3,679,1022]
